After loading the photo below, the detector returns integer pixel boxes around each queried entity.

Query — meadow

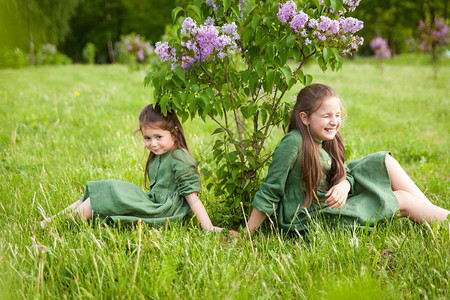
[0,55,449,299]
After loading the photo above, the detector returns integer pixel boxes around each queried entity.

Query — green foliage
[0,0,80,64]
[82,42,96,64]
[352,0,449,55]
[36,43,72,65]
[149,0,363,222]
[0,48,28,69]
[61,0,175,63]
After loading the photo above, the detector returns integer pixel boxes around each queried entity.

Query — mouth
[325,128,336,133]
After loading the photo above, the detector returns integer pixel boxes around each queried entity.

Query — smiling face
[142,126,175,155]
[300,96,342,143]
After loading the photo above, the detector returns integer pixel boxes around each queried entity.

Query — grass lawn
[0,55,449,299]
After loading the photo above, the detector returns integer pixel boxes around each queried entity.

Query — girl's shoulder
[281,129,303,145]
[171,148,197,165]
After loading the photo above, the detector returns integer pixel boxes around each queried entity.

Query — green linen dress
[252,130,399,232]
[79,148,201,225]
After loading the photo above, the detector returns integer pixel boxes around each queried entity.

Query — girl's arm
[185,193,223,232]
[246,208,267,235]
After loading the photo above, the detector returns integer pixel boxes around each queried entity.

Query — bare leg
[40,198,93,228]
[386,155,450,223]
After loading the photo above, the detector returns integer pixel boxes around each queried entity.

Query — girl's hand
[325,180,351,209]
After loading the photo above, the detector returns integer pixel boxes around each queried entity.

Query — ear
[299,112,309,126]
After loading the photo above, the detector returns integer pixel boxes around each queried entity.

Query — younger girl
[41,104,224,232]
[246,83,449,234]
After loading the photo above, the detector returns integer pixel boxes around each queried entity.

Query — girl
[41,103,225,233]
[246,83,449,234]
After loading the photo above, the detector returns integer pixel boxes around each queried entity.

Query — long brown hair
[287,83,347,208]
[138,103,191,189]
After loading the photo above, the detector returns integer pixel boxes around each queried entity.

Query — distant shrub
[37,43,72,65]
[115,33,153,67]
[0,48,28,69]
[82,42,96,64]
[409,17,449,77]
[370,36,391,59]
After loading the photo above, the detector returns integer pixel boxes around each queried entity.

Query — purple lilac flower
[215,35,232,51]
[339,17,363,34]
[313,31,326,41]
[308,18,319,29]
[217,52,227,59]
[181,56,195,70]
[155,41,176,62]
[277,1,297,24]
[205,16,215,26]
[137,49,144,61]
[222,22,239,40]
[181,17,197,36]
[193,25,220,61]
[290,11,309,33]
[206,0,219,13]
[305,38,311,45]
[343,0,361,12]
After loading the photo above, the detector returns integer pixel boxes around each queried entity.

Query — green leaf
[231,5,240,19]
[264,69,275,92]
[251,15,261,29]
[323,48,331,61]
[223,0,231,11]
[286,35,296,48]
[160,94,170,116]
[257,61,264,77]
[295,69,305,84]
[174,66,185,82]
[144,72,152,87]
[243,2,257,19]
[305,74,313,86]
[212,128,225,135]
[266,43,274,60]
[159,70,167,88]
[330,0,343,14]
[171,6,184,24]
[173,94,182,111]
[152,74,160,92]
[187,4,201,18]
[280,66,292,83]
[312,0,321,9]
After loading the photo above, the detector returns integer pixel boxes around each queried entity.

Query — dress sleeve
[171,149,202,196]
[251,131,301,215]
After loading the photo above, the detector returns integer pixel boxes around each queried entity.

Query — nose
[330,116,339,125]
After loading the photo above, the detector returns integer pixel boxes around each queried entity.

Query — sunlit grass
[0,56,449,299]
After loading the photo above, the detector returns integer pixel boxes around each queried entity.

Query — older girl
[246,83,449,234]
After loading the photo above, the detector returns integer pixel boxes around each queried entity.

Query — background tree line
[0,0,448,65]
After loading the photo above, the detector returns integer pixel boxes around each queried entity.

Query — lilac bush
[370,36,391,59]
[148,0,364,211]
[412,17,449,59]
[115,33,153,66]
[410,17,449,77]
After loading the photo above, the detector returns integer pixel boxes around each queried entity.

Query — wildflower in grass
[74,91,80,96]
